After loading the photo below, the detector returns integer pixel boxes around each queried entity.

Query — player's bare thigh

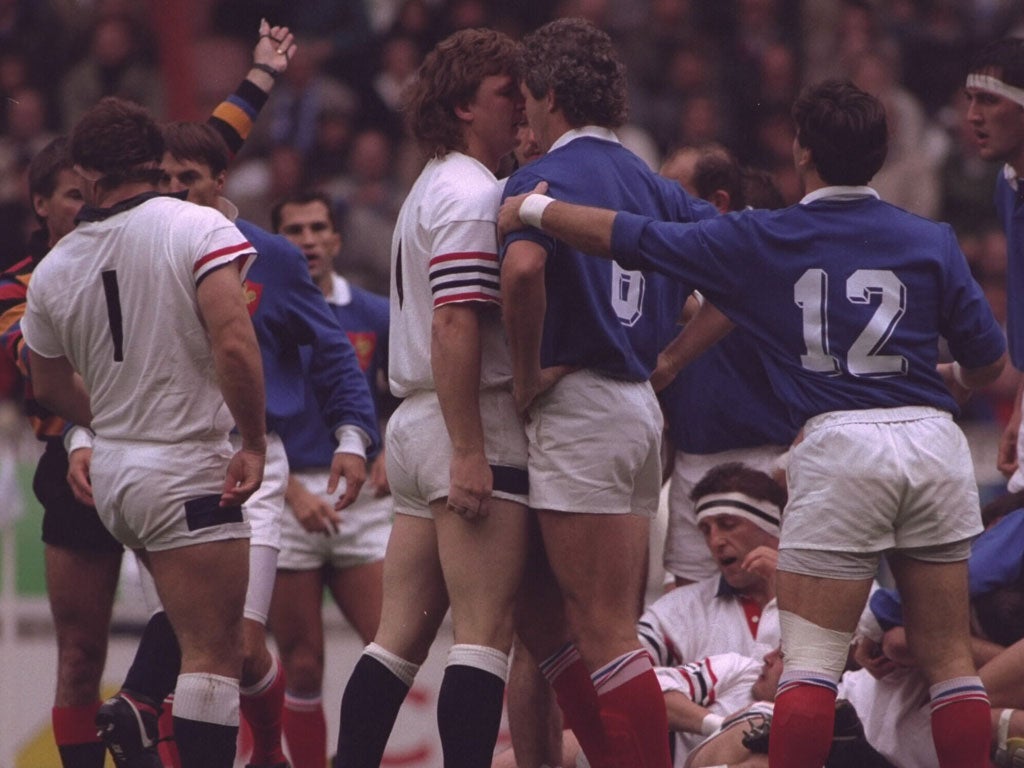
[433,495,529,651]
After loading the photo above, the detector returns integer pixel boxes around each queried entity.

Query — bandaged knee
[779,610,852,681]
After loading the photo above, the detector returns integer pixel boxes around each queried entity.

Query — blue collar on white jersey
[799,186,880,205]
[549,125,621,153]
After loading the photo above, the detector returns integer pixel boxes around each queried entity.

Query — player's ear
[544,88,557,114]
[794,144,813,173]
[709,189,731,214]
[32,193,49,220]
[454,102,474,122]
[214,170,227,194]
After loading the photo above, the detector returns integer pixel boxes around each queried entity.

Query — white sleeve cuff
[520,194,555,229]
[63,425,95,455]
[334,425,369,458]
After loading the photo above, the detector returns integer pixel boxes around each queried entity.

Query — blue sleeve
[869,588,904,630]
[939,225,1007,369]
[268,236,381,456]
[870,508,1024,631]
[610,210,740,303]
[500,169,557,262]
[968,508,1024,596]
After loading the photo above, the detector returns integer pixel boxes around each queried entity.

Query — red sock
[539,644,613,768]
[769,674,838,768]
[158,694,181,768]
[52,702,103,747]
[282,692,327,768]
[593,650,671,768]
[929,676,991,768]
[53,703,106,768]
[240,657,287,765]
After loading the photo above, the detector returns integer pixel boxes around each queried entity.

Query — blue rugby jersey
[611,189,1006,426]
[238,220,379,455]
[277,278,389,469]
[502,131,717,381]
[994,171,1024,369]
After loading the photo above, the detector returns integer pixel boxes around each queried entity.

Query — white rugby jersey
[638,575,780,667]
[388,152,512,397]
[22,194,255,443]
[656,652,762,767]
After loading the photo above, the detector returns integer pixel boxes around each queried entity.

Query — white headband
[966,73,1024,108]
[695,491,781,535]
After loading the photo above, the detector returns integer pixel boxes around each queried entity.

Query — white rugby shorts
[91,436,251,551]
[277,469,392,570]
[526,369,663,516]
[781,406,982,557]
[231,431,288,550]
[386,388,529,518]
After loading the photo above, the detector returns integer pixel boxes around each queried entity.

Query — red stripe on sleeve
[433,291,499,308]
[193,241,253,273]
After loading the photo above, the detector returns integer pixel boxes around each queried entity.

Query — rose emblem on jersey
[243,280,263,317]
[347,331,377,372]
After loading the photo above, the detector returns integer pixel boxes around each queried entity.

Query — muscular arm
[501,240,547,414]
[198,264,267,503]
[199,266,266,450]
[432,302,491,518]
[207,19,295,159]
[26,352,92,427]
[664,692,713,733]
[651,301,735,391]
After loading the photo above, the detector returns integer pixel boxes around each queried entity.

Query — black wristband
[252,62,280,79]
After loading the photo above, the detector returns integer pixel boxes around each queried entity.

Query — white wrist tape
[701,713,725,735]
[64,425,96,455]
[520,194,555,228]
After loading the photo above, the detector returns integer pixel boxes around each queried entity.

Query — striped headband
[966,74,1024,108]
[695,491,781,535]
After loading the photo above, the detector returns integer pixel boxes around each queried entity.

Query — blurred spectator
[889,0,974,116]
[803,0,883,83]
[59,13,164,130]
[257,43,360,159]
[850,47,947,218]
[327,128,403,295]
[226,143,305,230]
[0,0,71,91]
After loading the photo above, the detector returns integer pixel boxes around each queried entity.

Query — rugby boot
[95,692,164,768]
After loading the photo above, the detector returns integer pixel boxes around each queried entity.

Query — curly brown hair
[517,18,627,129]
[404,28,518,159]
[69,97,164,191]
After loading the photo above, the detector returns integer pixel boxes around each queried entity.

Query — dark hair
[692,144,744,211]
[741,166,786,210]
[975,585,1024,646]
[981,490,1024,528]
[404,28,518,158]
[69,97,164,190]
[161,121,230,177]
[517,18,627,129]
[28,137,72,225]
[689,462,787,511]
[270,189,339,234]
[791,79,887,186]
[968,38,1024,89]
